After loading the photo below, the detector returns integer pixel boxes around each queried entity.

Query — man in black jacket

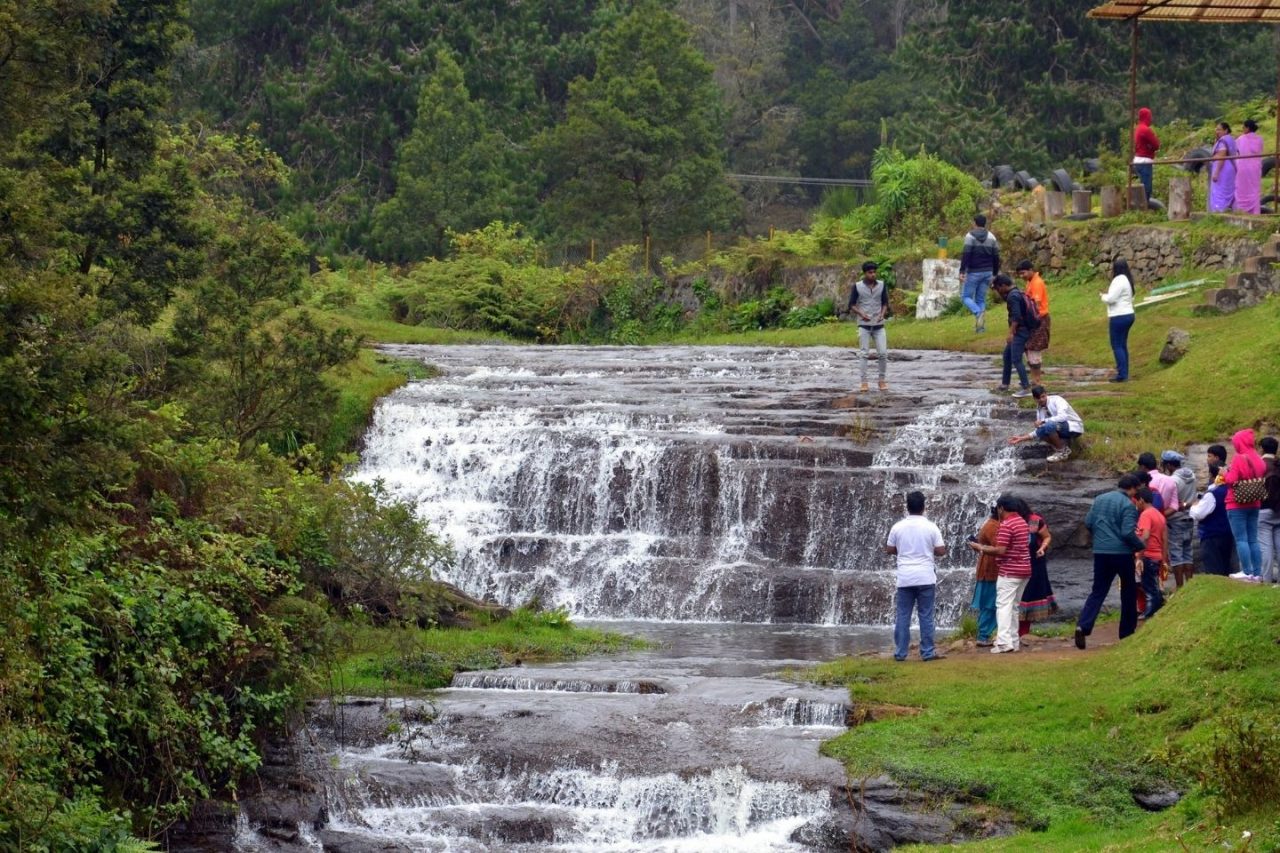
[991,274,1033,398]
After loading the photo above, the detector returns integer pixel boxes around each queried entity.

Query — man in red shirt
[1134,487,1168,620]
[1133,107,1160,205]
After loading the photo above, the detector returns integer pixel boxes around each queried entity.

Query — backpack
[1016,289,1042,331]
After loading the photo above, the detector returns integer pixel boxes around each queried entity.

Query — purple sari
[1209,134,1236,212]
[1235,131,1264,214]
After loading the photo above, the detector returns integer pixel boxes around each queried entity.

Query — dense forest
[1,0,1277,846]
[175,0,1276,258]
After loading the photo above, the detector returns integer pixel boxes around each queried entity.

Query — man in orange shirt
[1016,260,1050,384]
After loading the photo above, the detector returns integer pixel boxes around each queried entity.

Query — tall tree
[371,50,516,262]
[541,1,737,247]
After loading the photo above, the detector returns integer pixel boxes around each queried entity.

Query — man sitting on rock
[1007,385,1084,462]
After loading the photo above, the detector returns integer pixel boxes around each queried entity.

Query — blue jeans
[1134,162,1153,201]
[1034,421,1078,442]
[1228,507,1262,577]
[1077,552,1138,640]
[1141,557,1164,618]
[962,271,992,318]
[1260,509,1280,582]
[1108,313,1135,380]
[971,579,997,643]
[894,584,937,660]
[1002,330,1031,389]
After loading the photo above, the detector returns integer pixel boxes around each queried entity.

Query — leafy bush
[781,298,836,328]
[730,287,796,331]
[1183,713,1280,817]
[850,147,986,243]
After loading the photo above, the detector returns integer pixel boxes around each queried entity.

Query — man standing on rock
[844,260,890,393]
[991,274,1034,398]
[885,491,947,662]
[959,214,1000,332]
[1075,474,1147,649]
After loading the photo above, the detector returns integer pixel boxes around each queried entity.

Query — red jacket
[1134,108,1160,159]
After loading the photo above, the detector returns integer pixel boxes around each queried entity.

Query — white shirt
[1034,395,1085,435]
[1101,275,1135,317]
[1189,491,1217,522]
[886,515,945,587]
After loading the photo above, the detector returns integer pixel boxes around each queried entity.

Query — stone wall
[1007,223,1261,284]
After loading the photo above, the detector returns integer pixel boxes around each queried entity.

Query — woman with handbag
[1224,428,1267,581]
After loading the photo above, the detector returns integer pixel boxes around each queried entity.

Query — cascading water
[355,346,1017,626]
[231,346,1020,852]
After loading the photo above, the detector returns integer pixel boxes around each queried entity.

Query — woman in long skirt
[1018,511,1059,637]
[1235,119,1264,215]
[1209,122,1237,213]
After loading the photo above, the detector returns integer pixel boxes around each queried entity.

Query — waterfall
[355,346,1018,625]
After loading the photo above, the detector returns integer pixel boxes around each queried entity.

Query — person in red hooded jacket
[1224,428,1266,581]
[1133,107,1160,204]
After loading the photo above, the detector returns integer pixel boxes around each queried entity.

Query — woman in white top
[1100,258,1136,382]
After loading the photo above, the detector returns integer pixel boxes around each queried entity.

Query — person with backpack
[1224,428,1267,582]
[843,260,890,393]
[959,214,1000,333]
[991,273,1037,398]
[1016,260,1051,384]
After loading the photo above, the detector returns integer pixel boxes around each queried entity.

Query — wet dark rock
[316,830,413,852]
[1133,788,1181,811]
[789,778,1019,852]
[161,799,238,850]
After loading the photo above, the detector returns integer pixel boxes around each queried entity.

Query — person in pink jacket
[1224,428,1266,581]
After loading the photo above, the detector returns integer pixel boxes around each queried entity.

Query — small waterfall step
[449,672,668,694]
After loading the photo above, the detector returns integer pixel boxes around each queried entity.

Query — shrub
[850,147,986,243]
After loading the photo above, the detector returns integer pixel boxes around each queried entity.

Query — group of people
[846,213,1139,401]
[1137,107,1267,215]
[887,426,1280,660]
[1074,430,1280,648]
[885,489,1058,660]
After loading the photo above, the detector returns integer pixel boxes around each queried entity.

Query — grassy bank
[808,578,1280,850]
[325,609,643,697]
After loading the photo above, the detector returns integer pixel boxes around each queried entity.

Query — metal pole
[1274,25,1279,208]
[1128,18,1139,210]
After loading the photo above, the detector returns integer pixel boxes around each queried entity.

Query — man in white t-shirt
[885,490,947,661]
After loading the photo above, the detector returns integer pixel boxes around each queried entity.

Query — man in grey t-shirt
[843,260,890,393]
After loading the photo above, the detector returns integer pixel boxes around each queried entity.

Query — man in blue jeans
[885,491,947,661]
[959,214,1000,332]
[991,274,1033,398]
[1075,473,1146,649]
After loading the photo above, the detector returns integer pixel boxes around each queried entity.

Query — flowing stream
[233,345,1020,852]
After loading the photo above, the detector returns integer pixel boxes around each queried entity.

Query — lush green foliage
[850,147,987,242]
[371,50,521,261]
[539,1,737,245]
[0,1,458,845]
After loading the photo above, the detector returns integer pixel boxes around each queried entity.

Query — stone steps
[1197,232,1280,314]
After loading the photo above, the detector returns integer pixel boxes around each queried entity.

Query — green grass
[807,578,1280,850]
[324,609,645,697]
[317,349,439,458]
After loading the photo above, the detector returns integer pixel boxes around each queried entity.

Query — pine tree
[541,1,737,248]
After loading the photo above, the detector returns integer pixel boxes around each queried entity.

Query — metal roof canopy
[1089,1,1280,23]
[1088,0,1280,211]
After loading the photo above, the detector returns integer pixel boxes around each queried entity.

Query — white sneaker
[1012,389,1032,398]
[1228,572,1249,580]
[1047,448,1072,463]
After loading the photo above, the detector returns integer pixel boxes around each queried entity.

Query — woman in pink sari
[1209,122,1236,213]
[1235,119,1263,215]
